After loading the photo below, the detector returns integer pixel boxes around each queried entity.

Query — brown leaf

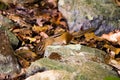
[19,58,30,68]
[8,14,31,27]
[84,32,96,41]
[104,44,120,55]
[40,32,49,38]
[36,16,43,26]
[25,37,36,43]
[109,59,120,70]
[32,25,49,33]
[13,28,32,37]
[16,49,37,61]
[101,31,120,43]
[48,52,61,60]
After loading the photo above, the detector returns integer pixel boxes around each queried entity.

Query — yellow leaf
[104,44,120,55]
[16,49,37,61]
[85,32,96,41]
[32,25,49,33]
[26,37,36,43]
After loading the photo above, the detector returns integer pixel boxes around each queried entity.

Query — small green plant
[104,76,120,80]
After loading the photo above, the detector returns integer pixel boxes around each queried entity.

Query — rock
[58,0,120,35]
[0,25,19,49]
[44,44,118,80]
[0,30,20,79]
[0,15,14,29]
[0,15,19,48]
[6,29,19,49]
[25,70,74,80]
[25,58,77,77]
[25,44,119,80]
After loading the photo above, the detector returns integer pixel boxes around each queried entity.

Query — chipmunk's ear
[114,0,120,6]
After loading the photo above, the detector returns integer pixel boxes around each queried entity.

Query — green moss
[37,58,77,73]
[75,74,88,80]
[85,0,92,4]
[0,25,19,48]
[104,76,120,80]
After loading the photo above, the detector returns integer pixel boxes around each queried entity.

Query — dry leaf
[8,14,31,27]
[36,16,43,26]
[84,32,96,41]
[16,49,37,61]
[109,59,120,70]
[101,31,120,43]
[40,32,49,38]
[25,37,36,43]
[104,44,120,55]
[48,52,61,60]
[32,25,49,33]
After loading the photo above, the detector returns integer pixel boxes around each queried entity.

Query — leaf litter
[0,0,120,79]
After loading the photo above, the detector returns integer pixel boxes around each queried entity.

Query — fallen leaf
[104,44,120,55]
[101,31,120,43]
[25,37,36,43]
[16,49,37,61]
[84,32,96,41]
[48,52,61,60]
[40,32,49,38]
[32,25,49,33]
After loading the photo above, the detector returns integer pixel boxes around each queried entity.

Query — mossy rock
[0,25,19,49]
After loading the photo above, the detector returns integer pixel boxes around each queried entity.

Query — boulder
[58,0,120,35]
[0,30,20,79]
[25,44,119,80]
[0,15,14,29]
[0,15,19,48]
[25,70,74,80]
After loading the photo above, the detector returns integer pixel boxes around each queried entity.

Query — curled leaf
[16,49,37,61]
[32,25,49,33]
[101,31,120,43]
[84,32,96,41]
[104,44,120,55]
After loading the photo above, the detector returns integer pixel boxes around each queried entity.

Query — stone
[25,70,74,80]
[0,30,20,79]
[0,15,19,48]
[25,44,119,80]
[6,29,19,49]
[58,0,120,34]
[44,44,118,80]
[0,15,14,29]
